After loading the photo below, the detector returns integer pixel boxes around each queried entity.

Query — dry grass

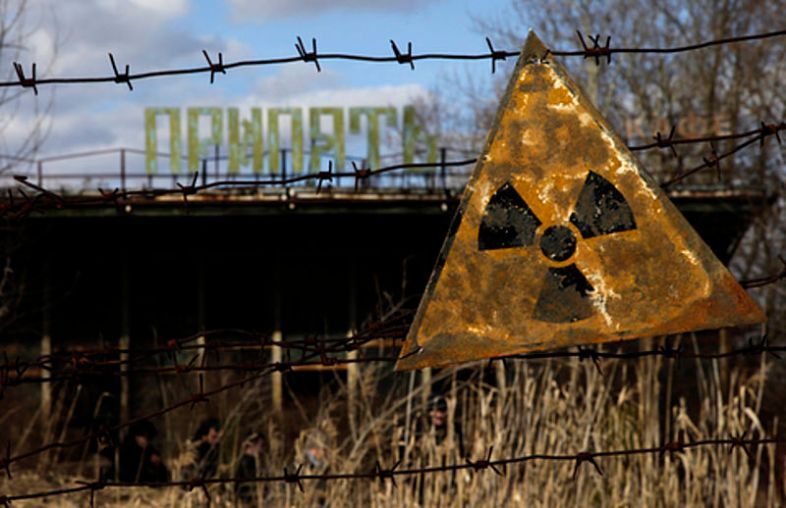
[1,334,780,507]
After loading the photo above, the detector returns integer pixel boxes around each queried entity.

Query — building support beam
[119,256,130,424]
[346,261,358,435]
[271,265,283,419]
[40,265,51,422]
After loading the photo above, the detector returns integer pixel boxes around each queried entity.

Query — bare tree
[0,0,56,173]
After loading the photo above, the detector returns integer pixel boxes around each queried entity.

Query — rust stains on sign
[395,31,766,371]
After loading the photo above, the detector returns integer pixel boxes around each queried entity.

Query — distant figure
[301,429,329,471]
[181,418,221,481]
[116,420,169,483]
[234,432,265,506]
[428,396,450,445]
[296,429,330,504]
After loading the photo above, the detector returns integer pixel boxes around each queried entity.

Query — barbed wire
[0,311,417,475]
[2,117,784,219]
[1,435,779,507]
[661,123,786,187]
[3,326,784,393]
[2,118,782,172]
[3,29,786,93]
[1,27,785,505]
[0,157,475,218]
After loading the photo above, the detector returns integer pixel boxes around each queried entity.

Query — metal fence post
[281,148,288,185]
[37,160,43,187]
[440,147,447,191]
[214,144,220,181]
[120,149,126,193]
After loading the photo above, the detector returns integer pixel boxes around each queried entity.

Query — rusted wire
[0,157,477,218]
[660,122,785,187]
[2,29,786,92]
[2,117,783,220]
[0,316,405,474]
[2,330,783,391]
[1,436,780,505]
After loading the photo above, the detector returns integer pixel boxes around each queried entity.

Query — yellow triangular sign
[396,31,765,370]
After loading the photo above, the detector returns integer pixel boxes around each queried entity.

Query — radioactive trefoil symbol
[478,171,637,323]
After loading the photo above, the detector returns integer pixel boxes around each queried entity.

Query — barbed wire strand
[0,315,415,475]
[3,29,786,93]
[1,436,780,506]
[3,330,784,389]
[3,117,785,219]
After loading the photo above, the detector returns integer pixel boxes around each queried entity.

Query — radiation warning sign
[395,31,766,371]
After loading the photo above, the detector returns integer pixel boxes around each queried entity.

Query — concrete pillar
[271,266,283,418]
[346,261,358,433]
[271,331,283,418]
[196,260,207,391]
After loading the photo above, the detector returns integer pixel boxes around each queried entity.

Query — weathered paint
[349,107,397,170]
[228,107,263,173]
[309,107,345,173]
[395,31,766,371]
[145,105,436,175]
[187,107,223,173]
[267,108,304,174]
[145,108,181,174]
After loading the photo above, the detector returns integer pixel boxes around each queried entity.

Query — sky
[1,0,518,179]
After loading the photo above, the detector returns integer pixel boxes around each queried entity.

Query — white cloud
[0,0,250,160]
[0,0,432,183]
[228,0,444,21]
[251,66,344,102]
[245,64,427,108]
[128,0,189,17]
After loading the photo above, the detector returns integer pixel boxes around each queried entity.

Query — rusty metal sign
[395,31,766,371]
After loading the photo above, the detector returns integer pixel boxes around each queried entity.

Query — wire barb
[202,50,226,84]
[295,37,321,72]
[577,31,612,65]
[653,125,678,157]
[373,459,401,488]
[316,161,333,194]
[485,37,507,73]
[12,62,37,95]
[466,446,504,476]
[108,53,133,91]
[176,172,200,207]
[390,40,414,70]
[351,161,371,192]
[657,344,682,360]
[702,142,722,182]
[283,464,305,492]
[572,451,603,479]
[729,431,751,458]
[577,347,603,376]
[760,121,784,145]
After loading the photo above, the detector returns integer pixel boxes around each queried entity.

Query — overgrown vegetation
[2,335,779,506]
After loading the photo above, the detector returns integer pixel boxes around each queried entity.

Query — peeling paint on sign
[395,31,766,371]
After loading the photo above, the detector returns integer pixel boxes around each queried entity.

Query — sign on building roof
[395,31,765,371]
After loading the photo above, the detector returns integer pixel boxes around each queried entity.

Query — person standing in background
[234,431,265,506]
